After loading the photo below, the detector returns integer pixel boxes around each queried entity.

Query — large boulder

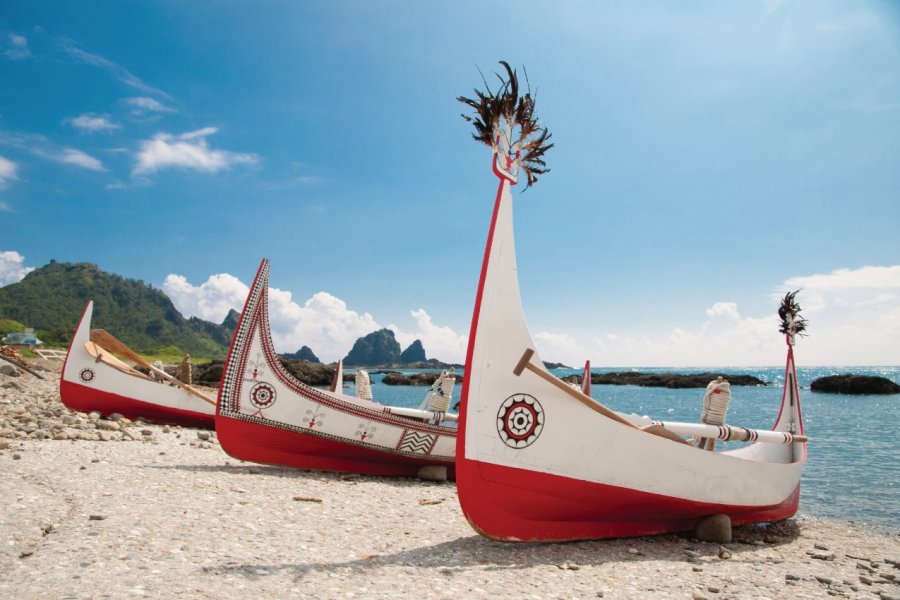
[343,329,401,366]
[811,375,900,395]
[398,340,427,364]
[282,345,320,364]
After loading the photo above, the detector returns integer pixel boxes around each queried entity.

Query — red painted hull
[457,456,799,541]
[60,379,214,429]
[216,415,456,479]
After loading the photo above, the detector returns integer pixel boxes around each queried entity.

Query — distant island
[562,371,767,389]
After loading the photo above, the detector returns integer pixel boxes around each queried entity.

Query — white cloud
[3,33,30,60]
[162,273,249,324]
[66,113,120,132]
[163,272,380,363]
[0,155,17,187]
[60,148,104,171]
[0,201,10,212]
[0,251,34,286]
[124,96,175,115]
[133,128,260,177]
[784,265,900,291]
[391,309,468,364]
[61,40,172,100]
[704,302,740,319]
[535,265,900,367]
[0,130,104,172]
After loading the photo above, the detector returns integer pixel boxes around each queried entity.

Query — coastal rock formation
[191,358,337,388]
[398,340,427,364]
[811,374,900,395]
[343,329,401,366]
[381,371,464,386]
[560,372,767,389]
[282,345,320,364]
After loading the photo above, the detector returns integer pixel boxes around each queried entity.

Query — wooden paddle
[513,348,638,428]
[89,329,215,406]
[0,352,45,379]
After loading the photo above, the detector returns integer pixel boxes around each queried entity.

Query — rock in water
[694,514,732,543]
[810,375,900,395]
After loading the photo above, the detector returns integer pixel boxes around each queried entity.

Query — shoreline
[2,363,898,599]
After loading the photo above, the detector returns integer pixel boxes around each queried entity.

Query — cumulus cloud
[162,273,249,323]
[3,33,30,60]
[133,128,260,177]
[66,113,120,132]
[0,155,17,187]
[391,309,468,364]
[533,264,900,367]
[162,272,380,363]
[0,251,34,286]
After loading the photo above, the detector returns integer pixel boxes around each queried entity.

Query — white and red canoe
[455,153,807,541]
[60,301,216,428]
[215,259,458,478]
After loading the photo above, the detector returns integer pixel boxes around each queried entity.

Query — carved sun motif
[497,393,544,449]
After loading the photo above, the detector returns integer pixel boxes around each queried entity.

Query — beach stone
[0,439,9,449]
[98,420,121,431]
[695,514,732,543]
[416,465,448,482]
[718,547,732,560]
[13,453,21,459]
[141,430,153,437]
[98,431,114,441]
[197,431,210,441]
[815,575,833,585]
[0,364,21,377]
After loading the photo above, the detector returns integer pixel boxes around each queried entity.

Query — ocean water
[347,366,900,534]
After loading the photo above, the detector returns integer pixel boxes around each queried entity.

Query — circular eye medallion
[497,393,544,448]
[249,382,277,409]
[79,368,95,383]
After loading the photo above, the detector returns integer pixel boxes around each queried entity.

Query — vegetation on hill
[0,261,235,357]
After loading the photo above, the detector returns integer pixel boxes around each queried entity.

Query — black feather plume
[458,60,553,189]
[778,290,808,337]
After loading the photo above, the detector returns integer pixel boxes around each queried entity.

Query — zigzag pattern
[397,430,436,455]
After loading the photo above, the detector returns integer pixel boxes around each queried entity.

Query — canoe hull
[217,414,455,478]
[458,457,799,541]
[60,378,213,429]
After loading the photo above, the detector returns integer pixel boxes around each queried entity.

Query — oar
[0,352,45,379]
[89,329,215,406]
[513,348,638,429]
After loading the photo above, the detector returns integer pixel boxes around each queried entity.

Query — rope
[695,377,732,450]
[355,369,373,401]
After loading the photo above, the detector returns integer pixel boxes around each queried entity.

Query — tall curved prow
[456,63,808,542]
[216,259,457,477]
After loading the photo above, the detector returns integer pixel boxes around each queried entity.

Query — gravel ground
[1,362,898,600]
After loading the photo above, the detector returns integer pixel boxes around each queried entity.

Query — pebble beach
[2,361,898,600]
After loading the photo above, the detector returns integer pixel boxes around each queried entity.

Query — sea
[347,365,900,534]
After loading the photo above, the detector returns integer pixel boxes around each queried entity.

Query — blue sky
[1,1,899,366]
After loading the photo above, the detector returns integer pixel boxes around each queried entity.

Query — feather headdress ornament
[458,61,553,189]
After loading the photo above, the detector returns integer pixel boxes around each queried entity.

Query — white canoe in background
[60,300,215,428]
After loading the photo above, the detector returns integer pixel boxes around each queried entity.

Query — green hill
[0,261,236,357]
